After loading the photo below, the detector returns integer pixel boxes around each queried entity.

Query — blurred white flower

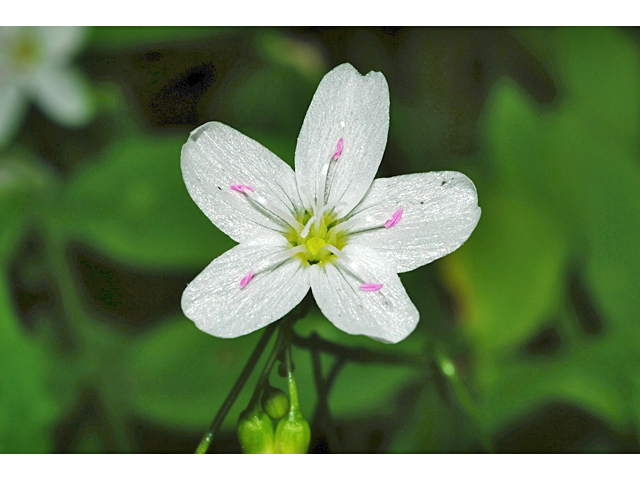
[181,63,481,343]
[0,26,92,148]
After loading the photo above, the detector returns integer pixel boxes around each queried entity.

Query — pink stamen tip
[384,208,403,228]
[359,283,383,292]
[230,184,254,193]
[240,270,254,289]
[333,138,344,160]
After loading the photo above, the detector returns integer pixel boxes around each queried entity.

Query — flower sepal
[273,407,311,454]
[237,405,275,454]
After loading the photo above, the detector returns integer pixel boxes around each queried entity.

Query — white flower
[181,63,480,344]
[0,27,92,148]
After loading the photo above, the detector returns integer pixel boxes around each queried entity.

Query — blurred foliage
[1,26,640,453]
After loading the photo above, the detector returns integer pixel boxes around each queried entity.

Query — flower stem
[195,295,312,454]
[282,327,301,410]
[195,324,276,454]
[292,331,426,367]
[246,328,286,410]
[434,349,493,453]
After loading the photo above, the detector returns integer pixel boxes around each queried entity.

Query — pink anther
[333,138,344,160]
[359,283,383,292]
[230,184,255,193]
[239,270,254,289]
[384,208,403,228]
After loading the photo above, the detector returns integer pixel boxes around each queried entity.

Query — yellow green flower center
[286,210,348,266]
[10,31,41,69]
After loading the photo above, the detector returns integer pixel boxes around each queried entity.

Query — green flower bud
[237,407,274,454]
[274,410,311,454]
[261,387,290,420]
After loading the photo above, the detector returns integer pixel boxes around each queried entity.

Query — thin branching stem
[194,324,277,454]
[434,349,493,453]
[195,295,312,454]
[292,331,426,367]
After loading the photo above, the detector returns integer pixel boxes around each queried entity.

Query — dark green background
[2,27,640,453]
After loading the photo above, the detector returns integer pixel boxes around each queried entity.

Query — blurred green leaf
[125,316,265,430]
[445,27,640,438]
[0,154,52,258]
[88,27,235,50]
[55,133,234,269]
[0,273,61,453]
[444,189,568,352]
[220,63,316,160]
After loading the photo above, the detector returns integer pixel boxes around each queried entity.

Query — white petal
[309,245,418,343]
[0,84,26,148]
[29,67,92,126]
[346,172,481,273]
[295,63,389,217]
[181,122,303,243]
[35,27,86,64]
[182,234,310,338]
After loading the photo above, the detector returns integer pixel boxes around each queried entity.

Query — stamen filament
[315,138,344,220]
[321,244,382,291]
[300,216,316,239]
[230,184,302,231]
[239,245,308,289]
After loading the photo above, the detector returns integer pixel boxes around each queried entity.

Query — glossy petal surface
[182,235,310,338]
[347,172,481,273]
[309,245,419,343]
[182,122,302,243]
[295,63,389,217]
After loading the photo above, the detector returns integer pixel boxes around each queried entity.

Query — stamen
[384,208,403,228]
[333,137,344,160]
[300,216,316,238]
[239,245,308,290]
[322,244,382,291]
[230,184,254,193]
[230,184,302,231]
[315,138,344,216]
[239,270,254,289]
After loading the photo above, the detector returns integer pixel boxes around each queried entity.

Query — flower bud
[261,387,290,420]
[237,407,274,454]
[274,410,311,454]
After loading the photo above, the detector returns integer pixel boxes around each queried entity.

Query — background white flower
[0,26,93,148]
[181,63,481,343]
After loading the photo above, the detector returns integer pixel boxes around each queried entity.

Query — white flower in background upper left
[0,27,93,148]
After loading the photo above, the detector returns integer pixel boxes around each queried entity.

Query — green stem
[246,329,286,410]
[195,324,276,454]
[195,295,312,454]
[292,331,425,367]
[435,349,493,453]
[283,327,301,411]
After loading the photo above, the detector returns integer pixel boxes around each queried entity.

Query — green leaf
[0,154,51,258]
[55,133,234,269]
[442,188,568,352]
[88,27,236,50]
[125,316,265,430]
[0,272,61,453]
[445,27,640,439]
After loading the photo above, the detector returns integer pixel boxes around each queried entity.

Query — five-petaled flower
[181,63,480,343]
[0,27,92,148]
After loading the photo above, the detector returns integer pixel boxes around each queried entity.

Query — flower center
[7,30,41,71]
[286,210,348,266]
